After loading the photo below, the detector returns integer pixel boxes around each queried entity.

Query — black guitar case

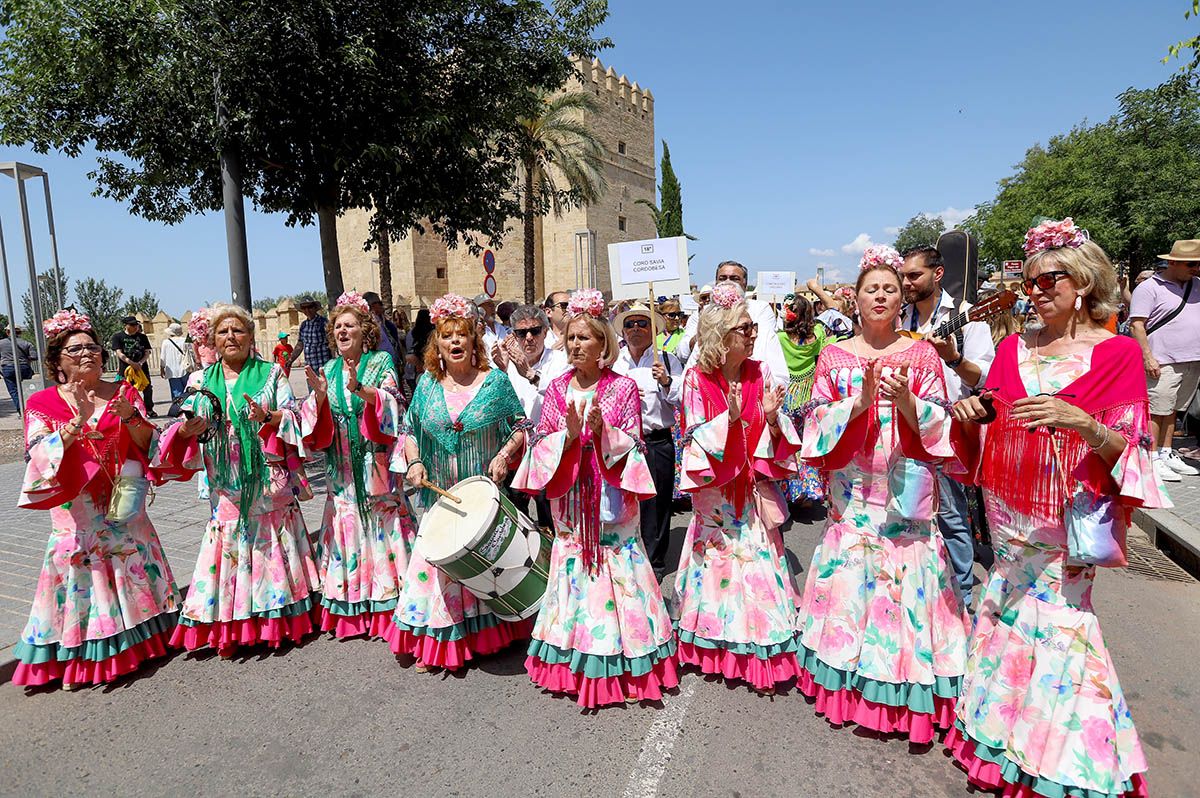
[937,230,979,308]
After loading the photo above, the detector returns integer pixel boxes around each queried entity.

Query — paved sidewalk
[1133,435,1200,579]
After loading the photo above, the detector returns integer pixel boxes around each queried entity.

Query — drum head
[416,476,501,565]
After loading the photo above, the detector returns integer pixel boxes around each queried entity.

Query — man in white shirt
[682,261,789,384]
[613,303,683,580]
[473,293,510,342]
[541,290,571,349]
[496,305,568,529]
[898,245,996,610]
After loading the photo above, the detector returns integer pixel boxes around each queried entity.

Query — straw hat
[614,302,664,333]
[1160,239,1200,262]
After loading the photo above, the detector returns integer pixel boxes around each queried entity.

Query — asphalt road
[1,510,1196,798]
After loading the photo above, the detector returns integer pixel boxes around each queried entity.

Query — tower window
[436,267,446,279]
[618,216,627,232]
[617,141,626,155]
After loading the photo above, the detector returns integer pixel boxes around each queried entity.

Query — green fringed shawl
[405,369,525,506]
[326,350,396,526]
[201,357,275,526]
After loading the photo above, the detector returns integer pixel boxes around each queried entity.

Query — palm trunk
[376,213,393,313]
[316,186,344,305]
[523,162,537,304]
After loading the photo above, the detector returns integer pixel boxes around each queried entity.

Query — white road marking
[622,673,700,798]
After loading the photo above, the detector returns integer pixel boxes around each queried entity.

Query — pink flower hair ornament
[335,290,372,316]
[711,282,744,309]
[429,293,474,322]
[43,309,93,338]
[567,288,607,318]
[858,244,904,272]
[186,310,212,344]
[1023,217,1089,256]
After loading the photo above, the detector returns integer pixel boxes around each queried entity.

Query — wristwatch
[945,355,964,369]
[527,371,540,386]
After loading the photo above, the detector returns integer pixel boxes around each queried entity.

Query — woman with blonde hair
[385,294,531,671]
[947,219,1166,797]
[302,291,416,639]
[515,289,678,707]
[153,303,320,657]
[670,282,803,694]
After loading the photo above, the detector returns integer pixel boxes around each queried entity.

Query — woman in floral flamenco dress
[385,293,531,671]
[514,289,679,708]
[152,303,320,657]
[301,291,416,639]
[946,220,1166,797]
[795,245,969,743]
[777,292,829,506]
[672,281,803,695]
[12,310,180,688]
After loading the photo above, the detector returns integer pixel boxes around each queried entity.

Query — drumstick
[420,479,462,504]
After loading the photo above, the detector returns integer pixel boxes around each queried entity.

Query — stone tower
[337,57,657,307]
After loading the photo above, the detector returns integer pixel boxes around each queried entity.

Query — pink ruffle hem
[525,654,680,708]
[676,639,800,692]
[12,633,172,688]
[169,611,316,655]
[944,724,1149,798]
[796,666,956,744]
[382,618,533,671]
[318,608,394,640]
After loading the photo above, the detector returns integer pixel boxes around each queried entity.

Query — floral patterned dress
[152,359,320,655]
[672,360,804,692]
[384,369,532,669]
[301,350,417,639]
[13,383,180,687]
[779,327,828,503]
[946,336,1168,798]
[514,369,679,708]
[796,341,969,743]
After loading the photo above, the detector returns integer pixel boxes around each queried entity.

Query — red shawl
[966,335,1151,520]
[23,382,148,510]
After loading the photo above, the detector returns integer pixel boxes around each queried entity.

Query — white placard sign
[607,236,691,300]
[755,270,796,301]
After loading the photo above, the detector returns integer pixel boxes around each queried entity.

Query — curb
[1132,507,1200,580]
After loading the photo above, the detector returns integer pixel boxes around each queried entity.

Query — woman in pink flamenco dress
[301,291,416,640]
[672,282,804,695]
[514,289,679,708]
[13,310,180,688]
[152,303,320,657]
[946,221,1167,798]
[795,245,969,743]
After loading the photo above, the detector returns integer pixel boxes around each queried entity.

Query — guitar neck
[932,311,970,339]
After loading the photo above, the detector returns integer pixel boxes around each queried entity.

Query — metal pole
[14,176,47,371]
[215,73,252,310]
[40,176,64,309]
[0,219,24,411]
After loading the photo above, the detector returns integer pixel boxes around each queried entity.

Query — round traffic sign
[483,250,495,274]
[483,274,497,298]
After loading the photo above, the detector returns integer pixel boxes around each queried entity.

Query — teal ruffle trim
[676,626,798,659]
[953,721,1144,798]
[15,612,178,665]
[526,638,677,679]
[798,642,960,713]
[178,594,315,627]
[320,596,398,617]
[391,611,503,642]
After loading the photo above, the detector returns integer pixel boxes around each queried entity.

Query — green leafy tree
[1166,1,1200,71]
[74,277,125,344]
[636,140,697,242]
[0,0,611,305]
[892,213,947,254]
[123,290,161,319]
[516,88,608,302]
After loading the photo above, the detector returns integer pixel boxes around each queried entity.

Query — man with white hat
[159,321,192,414]
[681,261,789,383]
[1130,238,1200,482]
[612,302,683,580]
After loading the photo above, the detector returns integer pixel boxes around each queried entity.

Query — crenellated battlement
[572,56,654,116]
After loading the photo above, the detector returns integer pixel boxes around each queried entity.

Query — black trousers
[508,487,554,531]
[640,429,675,575]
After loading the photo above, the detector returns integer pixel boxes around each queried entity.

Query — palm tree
[516,89,607,303]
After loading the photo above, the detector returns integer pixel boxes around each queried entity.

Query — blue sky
[0,0,1192,317]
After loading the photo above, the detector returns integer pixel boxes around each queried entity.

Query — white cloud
[808,247,836,257]
[883,226,901,236]
[928,206,975,228]
[841,233,874,254]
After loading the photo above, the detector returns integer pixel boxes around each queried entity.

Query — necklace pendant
[85,431,105,440]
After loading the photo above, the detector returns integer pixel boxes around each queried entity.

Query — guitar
[897,290,1017,341]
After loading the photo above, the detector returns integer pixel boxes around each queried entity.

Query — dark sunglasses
[1021,270,1071,295]
[513,325,544,338]
[546,301,570,311]
[663,312,688,319]
[623,318,651,330]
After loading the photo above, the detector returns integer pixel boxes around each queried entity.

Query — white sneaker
[1162,450,1200,476]
[1155,458,1182,482]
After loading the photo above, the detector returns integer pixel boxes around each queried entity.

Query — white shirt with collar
[506,345,569,424]
[899,289,995,400]
[611,346,683,432]
[682,296,790,385]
